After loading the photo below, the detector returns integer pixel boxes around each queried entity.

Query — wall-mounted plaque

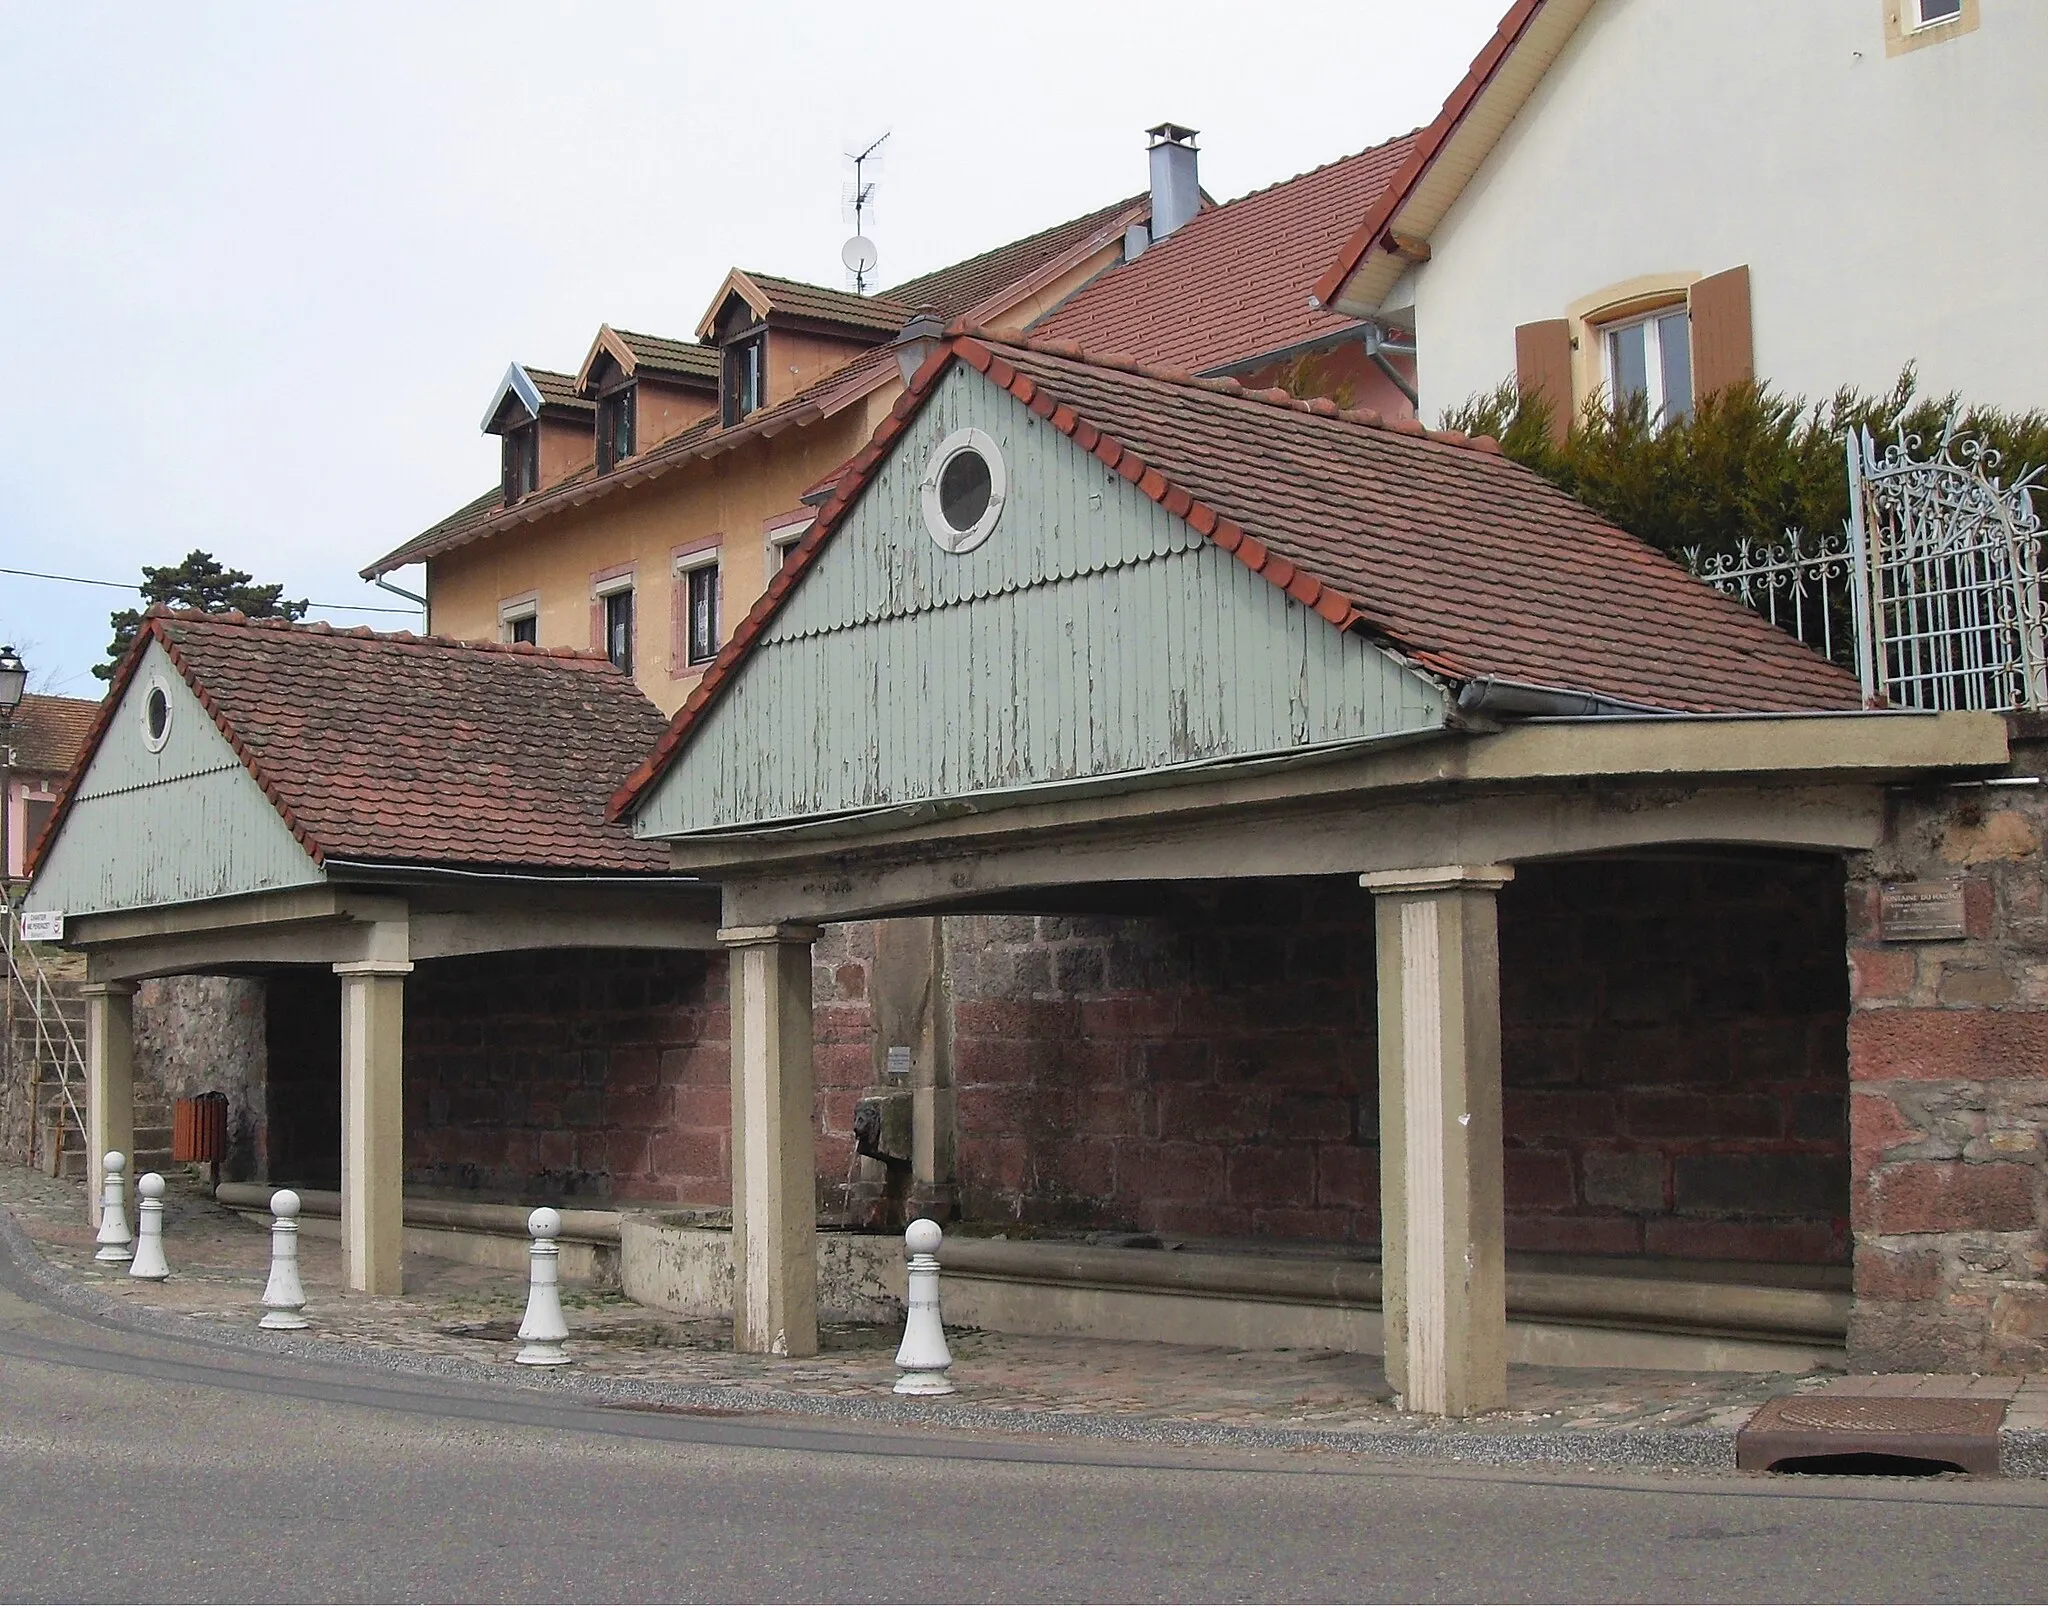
[1879,881,1968,942]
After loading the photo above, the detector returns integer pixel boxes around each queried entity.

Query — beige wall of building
[412,231,1131,716]
[426,389,895,714]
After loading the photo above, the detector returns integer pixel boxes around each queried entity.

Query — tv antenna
[840,131,889,294]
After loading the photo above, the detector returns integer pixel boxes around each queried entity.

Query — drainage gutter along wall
[215,1183,623,1285]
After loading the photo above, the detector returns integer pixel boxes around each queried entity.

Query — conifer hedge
[1439,367,2048,564]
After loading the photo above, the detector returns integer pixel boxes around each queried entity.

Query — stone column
[1361,865,1514,1417]
[334,960,411,1296]
[721,923,821,1358]
[82,981,137,1225]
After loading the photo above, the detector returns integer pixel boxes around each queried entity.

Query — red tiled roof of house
[10,694,99,778]
[1029,138,1417,374]
[30,611,674,879]
[364,346,897,577]
[612,334,1861,819]
[610,330,720,384]
[527,367,596,413]
[885,193,1149,322]
[729,272,913,335]
[374,194,1150,577]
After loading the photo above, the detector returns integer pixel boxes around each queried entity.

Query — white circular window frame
[920,427,1006,554]
[139,673,174,753]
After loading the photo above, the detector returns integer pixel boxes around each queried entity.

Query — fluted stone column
[81,981,137,1226]
[722,923,821,1358]
[335,959,410,1295]
[1362,865,1513,1417]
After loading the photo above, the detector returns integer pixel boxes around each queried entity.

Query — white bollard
[259,1189,310,1330]
[94,1151,134,1263]
[894,1218,955,1396]
[128,1172,170,1281]
[515,1207,571,1367]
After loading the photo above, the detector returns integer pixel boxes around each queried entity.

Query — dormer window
[597,384,636,472]
[723,332,766,426]
[501,423,539,503]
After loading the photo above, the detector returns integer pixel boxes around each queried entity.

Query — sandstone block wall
[1500,858,1849,1263]
[943,860,1848,1260]
[401,949,727,1206]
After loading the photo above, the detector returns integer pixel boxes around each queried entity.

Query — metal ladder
[3,888,88,1177]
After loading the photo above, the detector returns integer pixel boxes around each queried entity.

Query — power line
[0,565,421,615]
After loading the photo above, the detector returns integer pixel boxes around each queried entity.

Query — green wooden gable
[633,364,1448,839]
[25,640,323,918]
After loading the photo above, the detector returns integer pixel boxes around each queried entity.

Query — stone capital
[1360,864,1516,897]
[77,980,139,998]
[332,960,415,978]
[717,923,823,948]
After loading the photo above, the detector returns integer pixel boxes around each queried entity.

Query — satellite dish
[841,235,879,277]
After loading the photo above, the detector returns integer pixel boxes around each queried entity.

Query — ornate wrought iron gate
[1691,422,2047,712]
[1846,423,2048,711]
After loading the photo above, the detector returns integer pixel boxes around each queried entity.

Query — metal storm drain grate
[1736,1395,2007,1476]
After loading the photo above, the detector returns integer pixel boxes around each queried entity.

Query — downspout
[1363,324,1419,409]
[372,576,428,633]
[373,577,426,607]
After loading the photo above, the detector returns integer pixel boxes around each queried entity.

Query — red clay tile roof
[612,334,1861,819]
[1030,139,1416,373]
[885,193,1149,322]
[30,611,673,879]
[10,694,99,779]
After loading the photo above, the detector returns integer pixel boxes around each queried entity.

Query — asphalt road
[1,1256,2045,1603]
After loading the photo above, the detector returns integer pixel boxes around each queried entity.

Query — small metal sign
[1878,881,1968,942]
[885,1045,912,1083]
[16,909,63,943]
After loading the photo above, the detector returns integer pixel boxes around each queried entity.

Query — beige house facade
[1316,0,2047,424]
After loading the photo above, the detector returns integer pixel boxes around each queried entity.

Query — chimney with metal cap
[1146,122,1200,243]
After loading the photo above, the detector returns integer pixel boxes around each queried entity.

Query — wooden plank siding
[27,641,324,917]
[635,367,1446,838]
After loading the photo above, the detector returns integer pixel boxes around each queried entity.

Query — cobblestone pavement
[0,1163,1838,1442]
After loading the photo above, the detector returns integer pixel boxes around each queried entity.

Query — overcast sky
[0,1,1503,698]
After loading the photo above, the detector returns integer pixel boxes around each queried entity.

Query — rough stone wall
[944,861,1849,1261]
[134,975,266,1180]
[812,921,878,1219]
[402,949,728,1206]
[1848,729,2048,1369]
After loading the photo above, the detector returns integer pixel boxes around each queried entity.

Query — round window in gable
[921,428,1006,553]
[140,676,173,753]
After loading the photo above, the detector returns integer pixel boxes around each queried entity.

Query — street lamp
[0,645,25,892]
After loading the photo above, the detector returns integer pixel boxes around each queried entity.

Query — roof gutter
[321,858,704,888]
[1454,676,1682,720]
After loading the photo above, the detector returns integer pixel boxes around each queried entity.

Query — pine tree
[96,550,308,680]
